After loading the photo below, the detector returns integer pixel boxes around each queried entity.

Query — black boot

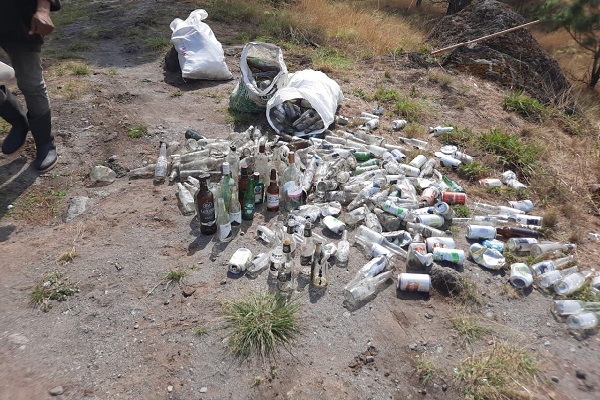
[0,85,29,154]
[29,111,57,172]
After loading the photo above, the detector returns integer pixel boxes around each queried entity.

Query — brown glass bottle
[196,173,217,235]
[495,226,539,239]
[266,169,279,212]
[238,166,249,204]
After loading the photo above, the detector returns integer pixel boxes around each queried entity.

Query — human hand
[29,9,54,37]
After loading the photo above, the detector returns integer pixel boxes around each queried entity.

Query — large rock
[427,0,571,105]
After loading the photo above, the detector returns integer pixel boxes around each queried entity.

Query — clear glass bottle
[284,217,297,256]
[228,184,242,227]
[216,198,232,242]
[247,252,270,279]
[281,151,303,212]
[277,238,295,294]
[195,173,217,235]
[537,266,579,289]
[218,162,234,206]
[255,143,270,192]
[336,230,350,268]
[554,270,594,295]
[300,221,315,266]
[566,312,599,330]
[363,205,383,233]
[154,141,168,184]
[530,254,574,276]
[344,270,393,306]
[227,144,240,184]
[553,299,600,316]
[176,183,196,216]
[311,242,328,289]
[530,242,576,258]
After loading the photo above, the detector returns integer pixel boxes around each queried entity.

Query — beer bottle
[266,169,280,212]
[195,173,217,235]
[242,174,255,221]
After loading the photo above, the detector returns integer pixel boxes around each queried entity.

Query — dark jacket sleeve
[50,0,62,12]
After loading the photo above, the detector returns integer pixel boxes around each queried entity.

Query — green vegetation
[414,357,440,385]
[5,186,69,221]
[127,125,147,138]
[457,161,491,181]
[393,96,427,122]
[223,292,299,361]
[456,343,538,400]
[31,272,80,312]
[165,269,186,282]
[476,129,542,178]
[451,316,489,344]
[503,91,548,121]
[374,87,401,103]
[451,204,471,218]
[195,326,208,337]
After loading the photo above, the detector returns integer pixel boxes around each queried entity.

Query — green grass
[145,36,173,52]
[414,357,440,385]
[127,125,147,138]
[458,161,491,181]
[223,292,300,361]
[393,96,427,122]
[450,316,489,344]
[374,87,401,103]
[165,269,186,282]
[312,48,353,71]
[456,343,538,400]
[451,204,471,218]
[351,88,370,100]
[195,326,208,337]
[476,129,541,178]
[31,272,79,312]
[503,91,548,122]
[0,118,9,134]
[6,187,69,221]
[438,127,473,148]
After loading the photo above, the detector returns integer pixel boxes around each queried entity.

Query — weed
[569,281,600,302]
[458,278,481,306]
[0,118,9,134]
[438,127,473,148]
[67,63,92,76]
[225,109,260,126]
[502,282,523,300]
[503,91,548,122]
[57,247,78,265]
[458,161,491,182]
[8,186,69,222]
[222,292,299,361]
[165,269,186,283]
[31,272,79,312]
[127,125,147,138]
[452,204,471,218]
[195,326,208,337]
[351,88,370,101]
[170,90,183,98]
[451,316,489,344]
[456,342,538,400]
[414,357,439,385]
[251,376,264,387]
[476,129,541,178]
[374,87,400,103]
[393,96,426,122]
[428,70,453,87]
[312,48,353,72]
[145,36,172,52]
[542,209,558,230]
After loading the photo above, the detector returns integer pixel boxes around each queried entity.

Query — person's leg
[4,46,56,171]
[0,47,30,155]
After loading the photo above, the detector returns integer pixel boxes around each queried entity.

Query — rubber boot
[0,85,29,154]
[29,111,57,172]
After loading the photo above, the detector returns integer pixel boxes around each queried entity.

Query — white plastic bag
[266,69,343,136]
[0,61,15,81]
[170,9,233,80]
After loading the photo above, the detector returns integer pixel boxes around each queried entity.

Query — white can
[454,151,473,164]
[506,237,538,252]
[365,118,379,130]
[399,164,421,177]
[465,225,497,240]
[415,214,445,228]
[391,119,408,131]
[433,201,454,219]
[323,215,346,234]
[397,273,431,292]
[229,248,253,274]
[425,237,456,252]
[509,263,533,289]
[433,248,465,265]
[435,152,462,168]
[408,154,427,169]
[478,178,502,187]
[508,199,534,212]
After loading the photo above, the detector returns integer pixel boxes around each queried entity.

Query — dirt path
[1,1,600,399]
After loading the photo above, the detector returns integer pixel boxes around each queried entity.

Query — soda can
[509,263,533,289]
[508,199,534,212]
[506,237,538,252]
[229,248,253,274]
[482,239,505,252]
[425,237,456,252]
[432,248,465,265]
[439,155,462,168]
[365,118,379,130]
[419,186,440,206]
[399,164,421,177]
[398,273,431,292]
[441,192,467,205]
[479,178,502,187]
[391,119,408,131]
[409,154,427,169]
[465,225,497,240]
[415,214,445,228]
[454,151,473,164]
[433,201,454,219]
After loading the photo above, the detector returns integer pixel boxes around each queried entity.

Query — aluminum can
[441,192,467,205]
[432,248,465,265]
[398,273,431,292]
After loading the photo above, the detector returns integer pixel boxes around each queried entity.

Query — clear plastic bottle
[553,299,600,316]
[154,141,168,184]
[335,230,350,267]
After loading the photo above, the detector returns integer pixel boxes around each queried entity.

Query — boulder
[427,0,571,105]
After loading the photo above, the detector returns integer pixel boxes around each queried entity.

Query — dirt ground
[1,1,600,400]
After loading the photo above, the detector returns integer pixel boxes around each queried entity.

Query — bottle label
[254,184,264,204]
[284,181,303,198]
[267,193,279,208]
[219,222,232,240]
[277,270,292,283]
[243,202,254,217]
[300,254,313,266]
[199,202,215,224]
[230,210,242,225]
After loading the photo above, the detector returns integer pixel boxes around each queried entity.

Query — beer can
[415,214,445,228]
[399,164,421,177]
[454,151,473,164]
[439,155,462,168]
[419,186,439,206]
[229,248,253,274]
[409,154,427,169]
[425,237,456,252]
[397,273,431,292]
[478,178,502,187]
[391,119,408,131]
[432,248,465,265]
[509,263,533,289]
[433,201,454,219]
[506,237,538,252]
[441,191,467,205]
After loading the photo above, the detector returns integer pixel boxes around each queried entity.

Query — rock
[576,370,587,380]
[442,384,448,391]
[8,333,29,345]
[551,376,559,383]
[430,264,464,295]
[365,356,375,363]
[49,386,64,396]
[167,385,173,392]
[409,343,418,351]
[64,196,90,222]
[200,387,208,393]
[426,0,571,107]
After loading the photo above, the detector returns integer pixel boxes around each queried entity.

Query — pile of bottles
[269,100,324,137]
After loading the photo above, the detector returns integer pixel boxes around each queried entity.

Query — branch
[565,27,597,53]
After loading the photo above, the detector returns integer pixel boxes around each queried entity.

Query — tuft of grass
[428,70,454,87]
[312,48,353,71]
[569,281,600,302]
[7,186,69,222]
[223,291,300,361]
[31,272,79,312]
[0,118,10,134]
[393,96,427,122]
[374,87,401,103]
[351,88,370,101]
[127,125,147,138]
[503,91,548,122]
[458,161,491,181]
[145,36,173,52]
[225,109,260,126]
[57,247,78,265]
[170,90,183,98]
[414,356,440,385]
[195,326,208,337]
[451,204,471,218]
[456,278,481,306]
[438,127,473,148]
[67,63,92,76]
[456,342,538,400]
[476,129,541,178]
[451,316,489,344]
[165,269,186,282]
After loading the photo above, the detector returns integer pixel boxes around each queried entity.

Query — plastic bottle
[176,183,196,216]
[216,198,232,242]
[553,300,600,316]
[469,243,505,270]
[566,312,599,330]
[154,142,168,184]
[336,230,350,267]
[554,270,595,295]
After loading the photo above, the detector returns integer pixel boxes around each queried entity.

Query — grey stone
[49,386,64,396]
[576,370,587,380]
[65,196,90,222]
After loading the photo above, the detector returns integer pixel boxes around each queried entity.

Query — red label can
[441,192,467,205]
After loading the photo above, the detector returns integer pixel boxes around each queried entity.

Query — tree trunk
[589,51,600,89]
[446,0,472,15]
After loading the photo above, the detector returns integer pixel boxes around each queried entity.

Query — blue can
[483,239,505,252]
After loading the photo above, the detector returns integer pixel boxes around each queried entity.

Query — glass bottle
[554,270,595,295]
[530,242,576,258]
[266,169,280,212]
[311,242,328,289]
[336,230,350,268]
[495,226,539,239]
[227,144,240,184]
[566,312,599,330]
[530,254,574,276]
[255,143,270,194]
[253,172,264,205]
[285,217,297,256]
[238,166,250,204]
[228,184,242,227]
[553,299,600,316]
[344,270,393,306]
[218,162,234,205]
[506,237,538,253]
[154,141,168,184]
[195,173,217,235]
[281,151,304,212]
[242,174,255,221]
[176,183,196,216]
[277,238,295,294]
[300,221,315,266]
[216,198,232,242]
[538,266,579,289]
[363,205,383,233]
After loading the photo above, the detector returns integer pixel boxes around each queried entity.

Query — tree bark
[446,0,472,15]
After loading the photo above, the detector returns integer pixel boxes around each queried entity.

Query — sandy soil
[1,1,600,399]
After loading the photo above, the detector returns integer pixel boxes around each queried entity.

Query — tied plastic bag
[0,61,15,81]
[169,9,233,80]
[266,69,343,137]
[229,42,288,113]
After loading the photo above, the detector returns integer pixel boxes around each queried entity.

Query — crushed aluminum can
[228,248,253,274]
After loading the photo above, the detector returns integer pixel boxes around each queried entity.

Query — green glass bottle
[353,151,373,162]
[242,175,255,221]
